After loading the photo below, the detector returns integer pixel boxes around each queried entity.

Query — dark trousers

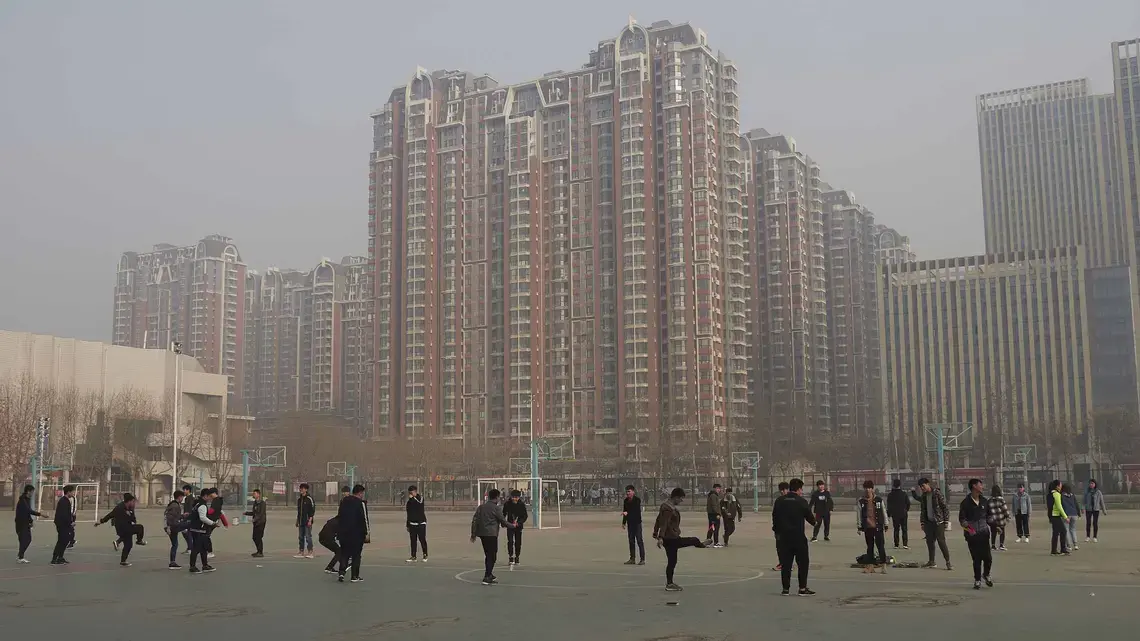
[706,513,721,544]
[17,524,32,559]
[626,523,645,560]
[776,536,810,590]
[117,528,138,563]
[409,524,428,557]
[506,527,522,560]
[190,531,211,568]
[923,521,951,564]
[811,512,831,539]
[966,533,993,580]
[1086,511,1100,538]
[723,517,737,545]
[1014,514,1030,538]
[479,535,498,578]
[662,536,702,584]
[338,536,363,579]
[53,524,72,561]
[990,525,1005,548]
[320,535,340,570]
[891,516,908,547]
[864,528,886,562]
[1049,516,1069,553]
[252,523,265,554]
[168,531,180,564]
[117,523,144,544]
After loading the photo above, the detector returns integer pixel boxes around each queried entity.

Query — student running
[621,485,646,565]
[772,478,816,596]
[336,484,370,583]
[959,478,994,590]
[405,485,428,563]
[96,492,144,566]
[653,487,708,592]
[470,488,514,585]
[15,484,42,563]
[503,489,528,566]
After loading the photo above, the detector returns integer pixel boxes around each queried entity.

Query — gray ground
[2,505,1138,641]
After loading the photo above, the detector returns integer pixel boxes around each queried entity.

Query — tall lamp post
[171,341,182,490]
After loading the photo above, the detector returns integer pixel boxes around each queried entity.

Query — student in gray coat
[470,489,515,585]
[1083,479,1107,542]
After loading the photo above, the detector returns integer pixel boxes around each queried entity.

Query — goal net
[476,477,561,530]
[38,483,101,523]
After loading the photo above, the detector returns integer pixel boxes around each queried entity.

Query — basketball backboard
[509,458,533,475]
[327,461,348,477]
[249,446,287,467]
[1004,444,1037,464]
[731,451,762,470]
[923,423,974,452]
[536,436,575,460]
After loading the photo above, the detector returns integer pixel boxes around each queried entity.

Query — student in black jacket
[886,479,911,549]
[243,489,267,557]
[959,478,993,590]
[856,481,888,564]
[51,485,77,564]
[336,485,370,583]
[503,489,528,566]
[808,480,834,542]
[772,478,817,596]
[621,485,645,565]
[15,484,41,563]
[295,483,316,558]
[405,485,428,563]
[96,493,143,566]
[319,515,341,574]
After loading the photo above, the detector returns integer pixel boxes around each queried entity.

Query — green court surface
[2,507,1138,640]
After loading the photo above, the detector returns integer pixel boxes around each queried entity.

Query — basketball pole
[752,465,758,513]
[530,440,540,529]
[241,450,250,524]
[935,424,947,500]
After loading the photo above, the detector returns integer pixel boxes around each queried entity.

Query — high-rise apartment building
[977,79,1127,266]
[1115,39,1140,261]
[743,129,829,447]
[113,235,247,399]
[875,225,915,265]
[369,19,745,454]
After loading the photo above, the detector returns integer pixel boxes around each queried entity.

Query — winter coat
[1083,488,1107,513]
[1010,490,1032,515]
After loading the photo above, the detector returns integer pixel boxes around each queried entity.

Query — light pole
[171,341,183,489]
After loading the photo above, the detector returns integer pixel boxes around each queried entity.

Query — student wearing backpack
[164,490,186,569]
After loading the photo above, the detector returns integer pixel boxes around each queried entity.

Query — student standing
[188,489,218,574]
[1060,484,1081,550]
[1011,483,1032,543]
[856,480,888,564]
[886,479,911,549]
[721,488,742,547]
[988,485,1011,551]
[915,478,952,570]
[1083,479,1106,542]
[15,484,41,563]
[503,489,528,566]
[772,478,817,596]
[336,485,370,583]
[243,489,267,557]
[470,488,514,585]
[653,488,708,592]
[405,485,429,563]
[705,484,724,547]
[164,490,185,569]
[1047,480,1070,555]
[295,483,316,559]
[773,481,789,572]
[808,481,834,542]
[958,479,994,590]
[621,485,645,565]
[180,484,195,554]
[96,493,143,566]
[51,484,76,564]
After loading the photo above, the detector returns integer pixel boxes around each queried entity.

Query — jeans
[252,522,265,555]
[891,516,908,547]
[776,536,810,590]
[298,524,313,552]
[811,512,831,540]
[479,535,499,579]
[183,530,194,553]
[53,524,72,561]
[966,533,993,580]
[506,527,522,561]
[662,536,702,584]
[409,524,428,558]
[626,523,645,560]
[16,524,32,559]
[1086,511,1100,538]
[863,528,886,562]
[922,521,951,564]
[1014,514,1030,538]
[1066,517,1078,548]
[1049,515,1069,553]
[706,513,721,544]
[168,531,179,564]
[338,536,363,579]
[990,525,1005,548]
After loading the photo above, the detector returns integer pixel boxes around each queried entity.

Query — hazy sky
[2,0,1137,341]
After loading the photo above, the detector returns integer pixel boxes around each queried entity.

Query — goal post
[476,477,561,530]
[37,483,100,523]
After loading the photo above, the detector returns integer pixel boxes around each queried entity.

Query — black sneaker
[624,558,637,566]
[350,577,363,583]
[112,540,119,551]
[136,541,147,546]
[665,583,683,592]
[780,589,790,596]
[922,562,937,569]
[189,567,201,574]
[338,573,345,583]
[67,541,76,549]
[202,565,216,573]
[810,538,818,543]
[59,558,70,564]
[50,559,62,565]
[973,580,981,590]
[324,567,337,574]
[984,576,993,587]
[481,576,497,585]
[168,563,181,570]
[251,552,264,558]
[638,559,646,565]
[824,538,831,542]
[120,562,131,567]
[798,588,816,596]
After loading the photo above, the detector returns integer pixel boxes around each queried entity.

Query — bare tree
[1095,408,1140,467]
[0,372,54,499]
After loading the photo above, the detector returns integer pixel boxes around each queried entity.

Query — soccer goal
[38,483,101,523]
[476,477,562,530]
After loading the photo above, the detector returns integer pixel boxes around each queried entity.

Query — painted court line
[452,568,765,590]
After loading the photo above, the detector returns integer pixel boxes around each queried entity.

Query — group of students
[13,483,80,565]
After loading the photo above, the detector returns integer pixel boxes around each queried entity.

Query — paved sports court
[2,507,1138,640]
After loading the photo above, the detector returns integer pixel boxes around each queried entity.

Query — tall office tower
[1116,40,1140,273]
[743,129,829,448]
[821,186,881,437]
[113,235,247,399]
[977,80,1127,266]
[253,267,308,415]
[369,20,745,455]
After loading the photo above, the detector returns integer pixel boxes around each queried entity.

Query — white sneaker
[1093,538,1098,543]
[304,553,314,559]
[293,554,306,559]
[421,557,428,563]
[207,553,216,559]
[406,557,417,563]
[1085,537,1090,542]
[1024,538,1030,544]
[1073,545,1080,550]
[1015,537,1022,543]
[17,558,30,564]
[713,543,724,549]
